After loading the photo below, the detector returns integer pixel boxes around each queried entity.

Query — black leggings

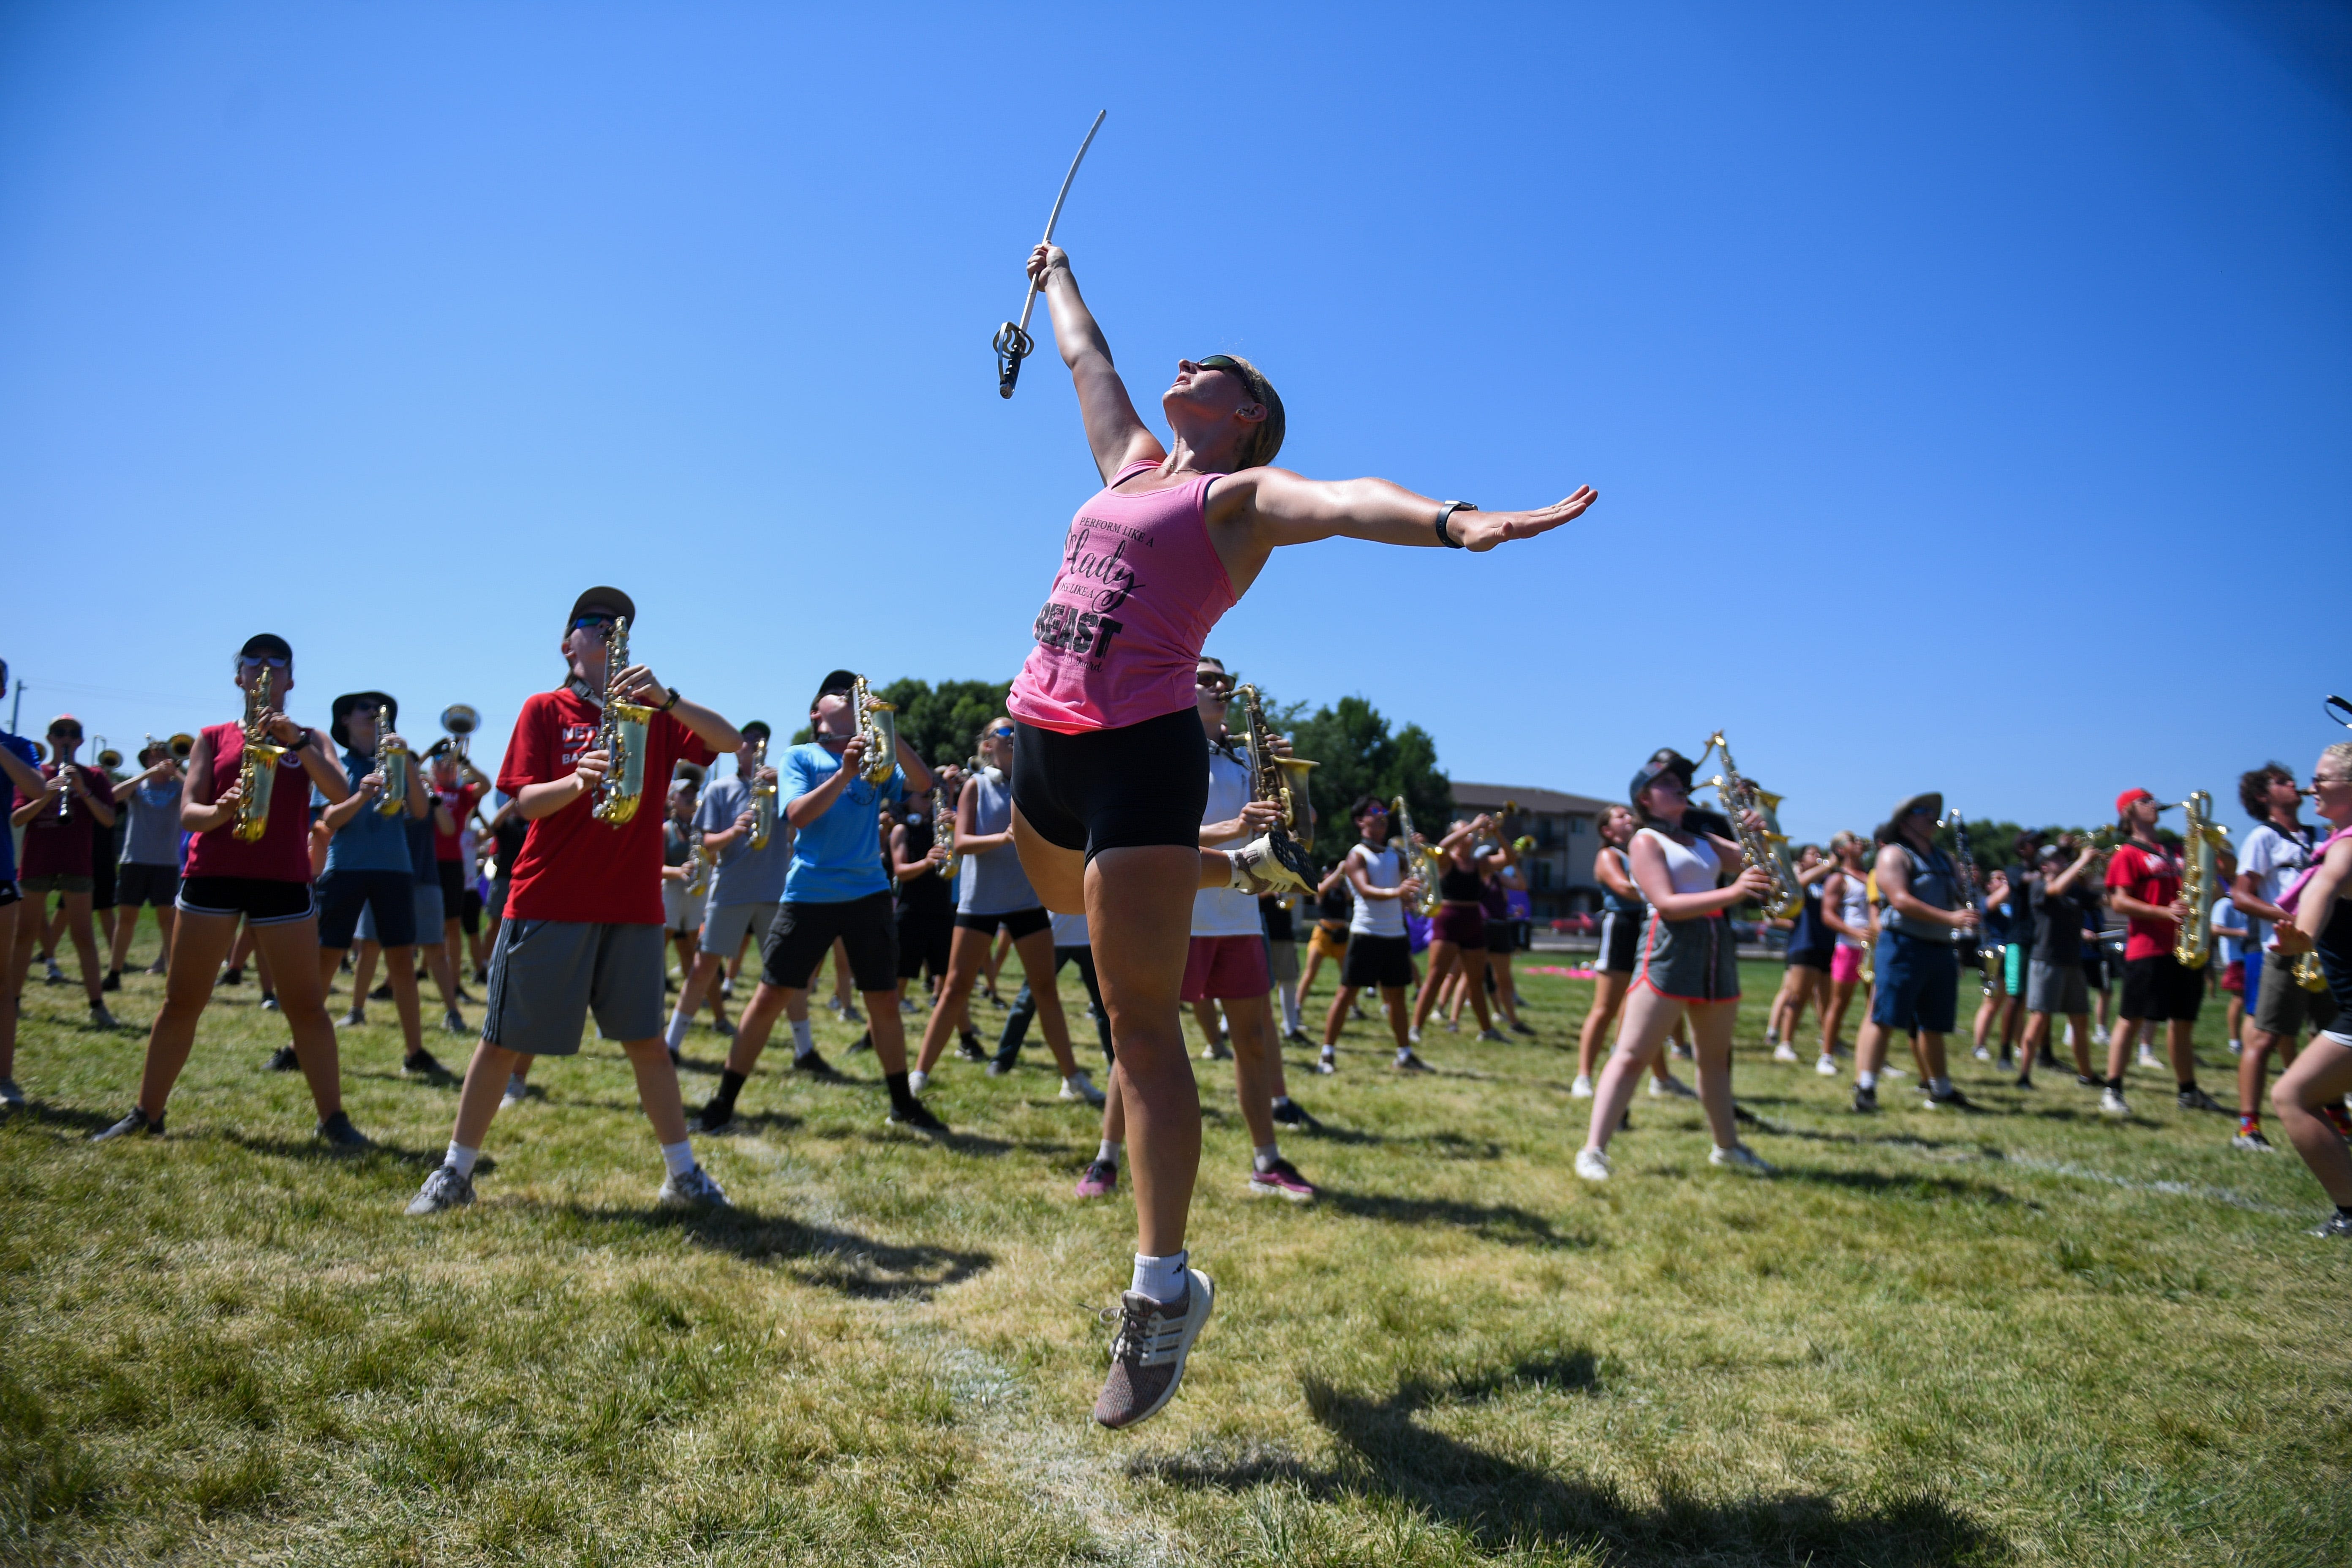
[995,945,1112,1067]
[1011,708,1208,860]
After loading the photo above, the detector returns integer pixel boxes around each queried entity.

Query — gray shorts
[1266,936,1298,987]
[360,880,444,947]
[482,919,667,1056]
[1633,912,1739,1003]
[701,900,781,956]
[662,882,705,937]
[2026,957,2089,1017]
[2253,950,2338,1038]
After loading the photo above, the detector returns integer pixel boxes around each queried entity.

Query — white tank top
[1832,868,1869,947]
[1190,748,1263,938]
[1349,842,1407,937]
[1637,826,1721,898]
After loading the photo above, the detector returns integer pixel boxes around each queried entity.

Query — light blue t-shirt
[781,741,902,904]
[122,780,185,866]
[318,748,417,875]
[696,773,791,907]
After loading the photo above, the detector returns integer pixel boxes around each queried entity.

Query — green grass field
[5,915,2348,1566]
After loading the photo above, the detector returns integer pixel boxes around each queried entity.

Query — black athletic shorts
[956,906,1051,940]
[762,891,899,994]
[435,858,465,912]
[1011,708,1209,860]
[1786,943,1835,973]
[177,875,316,926]
[460,885,482,934]
[1598,908,1641,975]
[91,852,117,912]
[316,867,418,949]
[2121,953,2203,1023]
[1342,931,1415,990]
[896,900,952,981]
[115,863,181,908]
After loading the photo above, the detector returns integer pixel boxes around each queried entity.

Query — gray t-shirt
[121,779,184,867]
[695,773,790,907]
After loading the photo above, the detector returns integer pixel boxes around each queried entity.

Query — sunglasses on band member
[1195,355,1246,378]
[49,725,82,740]
[986,726,1015,739]
[571,615,618,632]
[237,655,290,671]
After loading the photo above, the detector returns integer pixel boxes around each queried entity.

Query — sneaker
[259,992,279,1013]
[92,1106,164,1141]
[264,1045,300,1073]
[367,981,390,1000]
[712,1018,736,1038]
[441,1009,467,1035]
[2100,1088,2130,1118]
[1570,1074,1594,1098]
[341,1007,367,1028]
[958,1031,987,1063]
[1443,1019,1459,1033]
[1199,1039,1231,1062]
[1407,1028,1422,1045]
[1228,832,1312,896]
[2227,1037,2243,1056]
[1283,1026,1312,1046]
[2311,1212,2352,1239]
[792,1049,838,1079]
[405,1164,474,1215]
[900,996,919,1014]
[1392,1051,1429,1074]
[1093,1270,1214,1430]
[0,1078,21,1110]
[841,1004,864,1025]
[886,1099,949,1136]
[1061,1071,1106,1107]
[1772,1044,1799,1063]
[2092,1025,2110,1047]
[2178,1086,2225,1114]
[1573,1147,1612,1182]
[2014,1073,2035,1089]
[986,1057,1015,1077]
[402,1049,447,1077]
[1708,1141,1774,1175]
[1851,1083,1878,1114]
[1477,1028,1509,1043]
[847,1030,872,1054]
[1671,1043,1696,1063]
[452,987,476,1005]
[1313,1054,1338,1076]
[1247,1159,1318,1202]
[502,1073,528,1107]
[1923,1084,1976,1111]
[42,959,66,985]
[908,1069,930,1094]
[697,1094,737,1132]
[316,1110,370,1150]
[1815,1056,1838,1077]
[1074,1159,1119,1198]
[101,970,121,993]
[1509,1019,1536,1037]
[2136,1046,2161,1071]
[658,1164,730,1208]
[2075,1073,2104,1089]
[720,977,734,998]
[1650,1074,1696,1099]
[1972,1045,1990,1062]
[2232,1127,2276,1152]
[824,996,843,1014]
[89,1004,122,1029]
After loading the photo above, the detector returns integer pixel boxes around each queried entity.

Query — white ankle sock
[445,1141,479,1178]
[1097,1139,1121,1168]
[1252,1142,1280,1173]
[1131,1250,1187,1303]
[660,1138,696,1177]
[1279,989,1302,1034]
[1857,1070,1878,1090]
[664,1007,690,1051]
[1929,1076,1952,1096]
[790,1018,815,1059]
[1271,1094,1293,1112]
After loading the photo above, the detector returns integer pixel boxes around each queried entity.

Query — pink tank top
[1007,460,1238,734]
[183,720,316,883]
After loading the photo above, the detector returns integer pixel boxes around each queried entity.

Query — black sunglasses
[237,655,290,671]
[571,615,617,631]
[49,726,82,740]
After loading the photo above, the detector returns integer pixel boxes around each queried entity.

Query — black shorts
[956,906,1052,940]
[460,885,482,934]
[1342,931,1415,990]
[316,868,418,949]
[1010,708,1209,860]
[1786,945,1835,973]
[91,854,117,912]
[2121,953,2204,1023]
[116,862,181,908]
[762,891,899,994]
[0,882,19,909]
[177,876,316,926]
[896,899,953,981]
[1599,908,1641,975]
[434,858,464,911]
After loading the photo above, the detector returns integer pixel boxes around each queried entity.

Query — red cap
[2115,787,2153,815]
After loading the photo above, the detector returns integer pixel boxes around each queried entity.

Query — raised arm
[1030,246,1164,484]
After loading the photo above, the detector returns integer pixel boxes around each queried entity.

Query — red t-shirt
[498,687,714,926]
[2104,840,2181,963]
[433,782,482,861]
[183,721,318,883]
[16,763,103,878]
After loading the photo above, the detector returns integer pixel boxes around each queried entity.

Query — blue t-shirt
[122,780,185,866]
[0,732,38,882]
[781,742,902,904]
[696,773,791,906]
[319,749,416,875]
[403,814,438,881]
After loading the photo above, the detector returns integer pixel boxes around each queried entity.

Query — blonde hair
[2322,741,2352,776]
[1220,354,1286,471]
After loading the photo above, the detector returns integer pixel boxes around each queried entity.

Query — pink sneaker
[1246,1158,1318,1203]
[1073,1159,1119,1199]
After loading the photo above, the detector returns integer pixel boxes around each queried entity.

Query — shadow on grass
[554,1201,993,1299]
[1138,1354,2005,1566]
[1775,1168,2015,1205]
[222,1131,443,1170]
[1319,1190,1598,1250]
[10,1102,125,1136]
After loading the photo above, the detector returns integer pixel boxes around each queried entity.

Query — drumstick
[994,110,1107,399]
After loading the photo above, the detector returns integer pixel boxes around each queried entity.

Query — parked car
[1550,914,1596,936]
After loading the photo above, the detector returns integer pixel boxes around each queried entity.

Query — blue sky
[4,2,2346,843]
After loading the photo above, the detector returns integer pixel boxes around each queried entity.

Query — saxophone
[234,667,285,843]
[2168,792,2227,969]
[375,702,414,817]
[591,616,653,825]
[1700,730,1799,917]
[746,734,777,850]
[683,825,708,894]
[1390,795,1445,918]
[1235,686,1318,887]
[931,780,959,887]
[851,675,899,787]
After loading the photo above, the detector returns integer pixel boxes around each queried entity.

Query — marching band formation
[8,242,2350,1434]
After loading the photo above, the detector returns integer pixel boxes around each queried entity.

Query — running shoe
[847,1031,872,1055]
[402,1049,448,1077]
[92,1106,164,1140]
[1061,1071,1106,1107]
[1074,1159,1119,1198]
[1573,1147,1612,1182]
[958,1031,987,1062]
[1313,1054,1338,1076]
[1477,1027,1508,1043]
[1650,1074,1696,1099]
[908,1069,929,1094]
[2231,1127,2276,1152]
[1815,1056,1838,1077]
[792,1049,838,1079]
[366,980,389,1000]
[713,1019,736,1038]
[316,1111,371,1150]
[43,959,65,985]
[824,996,843,1014]
[1199,1039,1231,1062]
[0,1078,21,1110]
[2178,1086,2225,1114]
[89,1004,122,1029]
[1392,1050,1430,1074]
[405,1164,474,1215]
[1509,1019,1537,1037]
[260,992,279,1013]
[841,1004,864,1025]
[886,1100,949,1137]
[697,1097,736,1133]
[452,986,476,1005]
[2227,1037,2242,1056]
[1972,1045,1990,1062]
[986,1057,1015,1077]
[1922,1084,1976,1111]
[1671,1043,1696,1062]
[1570,1074,1593,1097]
[2092,1025,2109,1046]
[1093,1269,1214,1430]
[2075,1073,2104,1089]
[658,1165,730,1209]
[442,1008,467,1034]
[1247,1159,1318,1202]
[2013,1073,2035,1089]
[101,970,121,993]
[720,977,734,997]
[1443,1019,1459,1033]
[1851,1083,1878,1114]
[1708,1142,1774,1175]
[1283,1027,1312,1045]
[1270,1098,1314,1129]
[1772,1044,1799,1064]
[1407,1027,1422,1045]
[264,1045,300,1073]
[502,1073,528,1107]
[2100,1088,2130,1118]
[2137,1046,2161,1070]
[341,1007,367,1028]
[2311,1212,2352,1239]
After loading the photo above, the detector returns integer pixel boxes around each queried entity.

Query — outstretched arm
[1031,246,1164,484]
[1203,469,1598,598]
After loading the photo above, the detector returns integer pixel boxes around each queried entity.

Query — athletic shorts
[1181,933,1271,1002]
[115,862,181,908]
[1431,903,1487,949]
[436,858,465,909]
[177,875,316,926]
[702,900,784,957]
[91,855,116,911]
[18,872,93,896]
[362,879,441,945]
[1598,908,1641,975]
[316,867,418,950]
[1342,931,1415,990]
[956,906,1052,940]
[761,891,898,994]
[460,885,482,935]
[2120,953,2202,1023]
[2004,942,2027,998]
[2220,958,2244,994]
[2252,950,2338,1037]
[1633,912,1739,1004]
[662,882,705,937]
[2026,956,2089,1017]
[482,918,666,1055]
[1266,935,1298,986]
[1010,707,1209,860]
[1831,943,1864,986]
[1309,923,1349,963]
[897,900,952,981]
[1786,944,1833,973]
[1870,931,1959,1035]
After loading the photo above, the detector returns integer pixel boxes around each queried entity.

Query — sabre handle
[994,319,1035,400]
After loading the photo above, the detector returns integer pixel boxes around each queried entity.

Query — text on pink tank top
[1007,460,1238,734]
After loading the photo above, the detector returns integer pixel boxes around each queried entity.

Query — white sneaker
[2092,1025,2110,1047]
[1772,1044,1799,1063]
[1972,1045,1991,1062]
[2137,1046,2161,1070]
[1709,1142,1774,1175]
[1407,1028,1422,1045]
[1570,1074,1593,1098]
[1573,1147,1612,1182]
[0,1078,23,1109]
[909,1069,929,1094]
[2063,1023,2077,1046]
[1060,1071,1105,1107]
[1815,1055,1838,1077]
[658,1164,730,1209]
[501,1073,527,1107]
[2100,1087,2129,1118]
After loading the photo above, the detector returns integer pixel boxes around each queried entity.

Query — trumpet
[234,666,285,843]
[95,736,122,772]
[851,675,898,787]
[169,732,195,762]
[1699,730,1800,918]
[376,702,414,818]
[747,733,777,851]
[591,617,652,825]
[1391,794,1445,919]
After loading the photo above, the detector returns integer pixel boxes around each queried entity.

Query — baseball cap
[812,670,859,709]
[2115,787,2153,815]
[740,720,773,745]
[238,633,293,666]
[1629,750,1695,807]
[568,587,636,628]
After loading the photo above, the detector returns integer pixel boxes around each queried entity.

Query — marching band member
[1766,844,1834,1062]
[0,673,48,1108]
[1574,755,1774,1181]
[1407,816,1505,1046]
[1848,794,1978,1114]
[2102,788,2224,1119]
[1004,239,1593,1428]
[1573,804,1689,1100]
[106,740,186,984]
[93,635,364,1145]
[9,715,121,1029]
[890,767,960,1024]
[404,589,738,1214]
[1813,831,1874,1075]
[1292,867,1353,1024]
[2231,762,2330,1152]
[694,672,935,1135]
[2267,742,2352,1237]
[664,724,786,1062]
[2015,837,2099,1090]
[660,773,707,1017]
[311,693,443,1077]
[1320,798,1424,1075]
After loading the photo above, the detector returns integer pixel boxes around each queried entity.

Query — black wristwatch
[1435,500,1477,548]
[659,687,682,713]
